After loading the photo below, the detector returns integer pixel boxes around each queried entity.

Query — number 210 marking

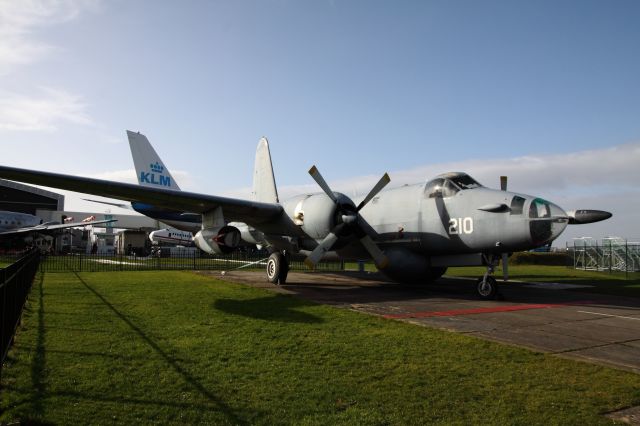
[449,217,473,235]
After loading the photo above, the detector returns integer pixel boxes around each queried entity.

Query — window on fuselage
[510,196,525,215]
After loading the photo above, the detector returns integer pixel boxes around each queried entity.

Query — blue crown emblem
[150,162,164,173]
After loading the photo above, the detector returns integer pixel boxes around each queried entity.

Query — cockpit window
[425,178,461,198]
[442,179,459,197]
[425,178,444,198]
[449,174,482,190]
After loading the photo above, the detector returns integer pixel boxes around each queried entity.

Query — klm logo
[150,162,164,173]
[140,161,171,187]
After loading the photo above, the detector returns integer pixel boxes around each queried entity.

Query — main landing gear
[476,254,503,300]
[266,251,289,285]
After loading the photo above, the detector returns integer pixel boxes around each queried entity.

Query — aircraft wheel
[476,276,498,300]
[266,252,289,285]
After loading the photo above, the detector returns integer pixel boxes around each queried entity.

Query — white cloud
[0,0,97,74]
[0,1,99,133]
[0,87,92,131]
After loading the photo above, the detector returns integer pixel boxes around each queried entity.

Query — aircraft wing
[0,165,284,226]
[0,219,117,236]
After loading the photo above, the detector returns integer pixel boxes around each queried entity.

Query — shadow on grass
[72,272,254,424]
[213,295,324,324]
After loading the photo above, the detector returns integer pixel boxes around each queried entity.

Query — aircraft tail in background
[252,137,279,203]
[127,130,181,191]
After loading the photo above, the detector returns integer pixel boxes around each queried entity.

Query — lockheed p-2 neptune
[0,133,610,298]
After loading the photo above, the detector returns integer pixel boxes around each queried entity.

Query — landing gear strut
[266,251,289,285]
[476,254,502,300]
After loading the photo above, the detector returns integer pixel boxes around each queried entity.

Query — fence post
[626,240,629,280]
[0,267,6,385]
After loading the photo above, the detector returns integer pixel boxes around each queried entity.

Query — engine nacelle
[193,225,241,254]
[284,193,353,239]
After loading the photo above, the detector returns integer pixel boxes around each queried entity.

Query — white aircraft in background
[0,211,117,236]
[149,228,194,246]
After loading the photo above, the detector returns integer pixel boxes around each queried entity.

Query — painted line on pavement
[384,301,596,319]
[577,311,640,321]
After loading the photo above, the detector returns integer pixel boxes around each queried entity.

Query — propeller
[304,166,390,269]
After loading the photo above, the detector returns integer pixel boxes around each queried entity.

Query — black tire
[266,252,289,284]
[476,276,498,300]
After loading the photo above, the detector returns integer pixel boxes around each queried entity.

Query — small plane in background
[149,228,194,246]
[0,132,611,299]
[0,211,117,237]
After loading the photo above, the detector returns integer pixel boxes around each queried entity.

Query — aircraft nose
[528,199,568,246]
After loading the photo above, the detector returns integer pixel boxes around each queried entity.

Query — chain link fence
[37,249,346,273]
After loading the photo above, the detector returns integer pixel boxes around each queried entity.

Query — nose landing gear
[476,254,504,300]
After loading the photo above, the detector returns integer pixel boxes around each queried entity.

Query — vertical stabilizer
[252,137,279,203]
[127,130,181,190]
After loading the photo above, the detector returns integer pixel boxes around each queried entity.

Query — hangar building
[0,179,64,214]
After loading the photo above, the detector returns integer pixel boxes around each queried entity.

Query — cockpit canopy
[424,172,483,198]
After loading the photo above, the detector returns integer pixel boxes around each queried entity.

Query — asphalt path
[210,270,640,374]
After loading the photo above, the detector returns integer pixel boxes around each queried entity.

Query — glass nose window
[529,198,551,218]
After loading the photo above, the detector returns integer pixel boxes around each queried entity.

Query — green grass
[448,265,640,297]
[2,271,640,424]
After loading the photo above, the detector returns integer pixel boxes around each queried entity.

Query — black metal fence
[1,249,41,382]
[37,250,346,273]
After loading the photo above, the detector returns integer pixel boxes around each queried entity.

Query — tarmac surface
[211,270,640,374]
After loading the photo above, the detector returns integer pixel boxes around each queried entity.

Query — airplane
[148,228,194,246]
[83,131,201,233]
[0,210,117,236]
[0,134,612,299]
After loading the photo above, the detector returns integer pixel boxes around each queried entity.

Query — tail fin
[127,130,181,190]
[252,137,279,203]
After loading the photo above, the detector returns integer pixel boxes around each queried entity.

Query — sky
[0,0,639,246]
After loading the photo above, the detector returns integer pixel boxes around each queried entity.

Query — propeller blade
[360,235,389,269]
[500,176,508,191]
[501,253,509,282]
[356,173,391,211]
[304,232,339,268]
[308,165,338,204]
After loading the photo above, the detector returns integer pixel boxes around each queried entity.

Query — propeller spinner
[304,166,390,269]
